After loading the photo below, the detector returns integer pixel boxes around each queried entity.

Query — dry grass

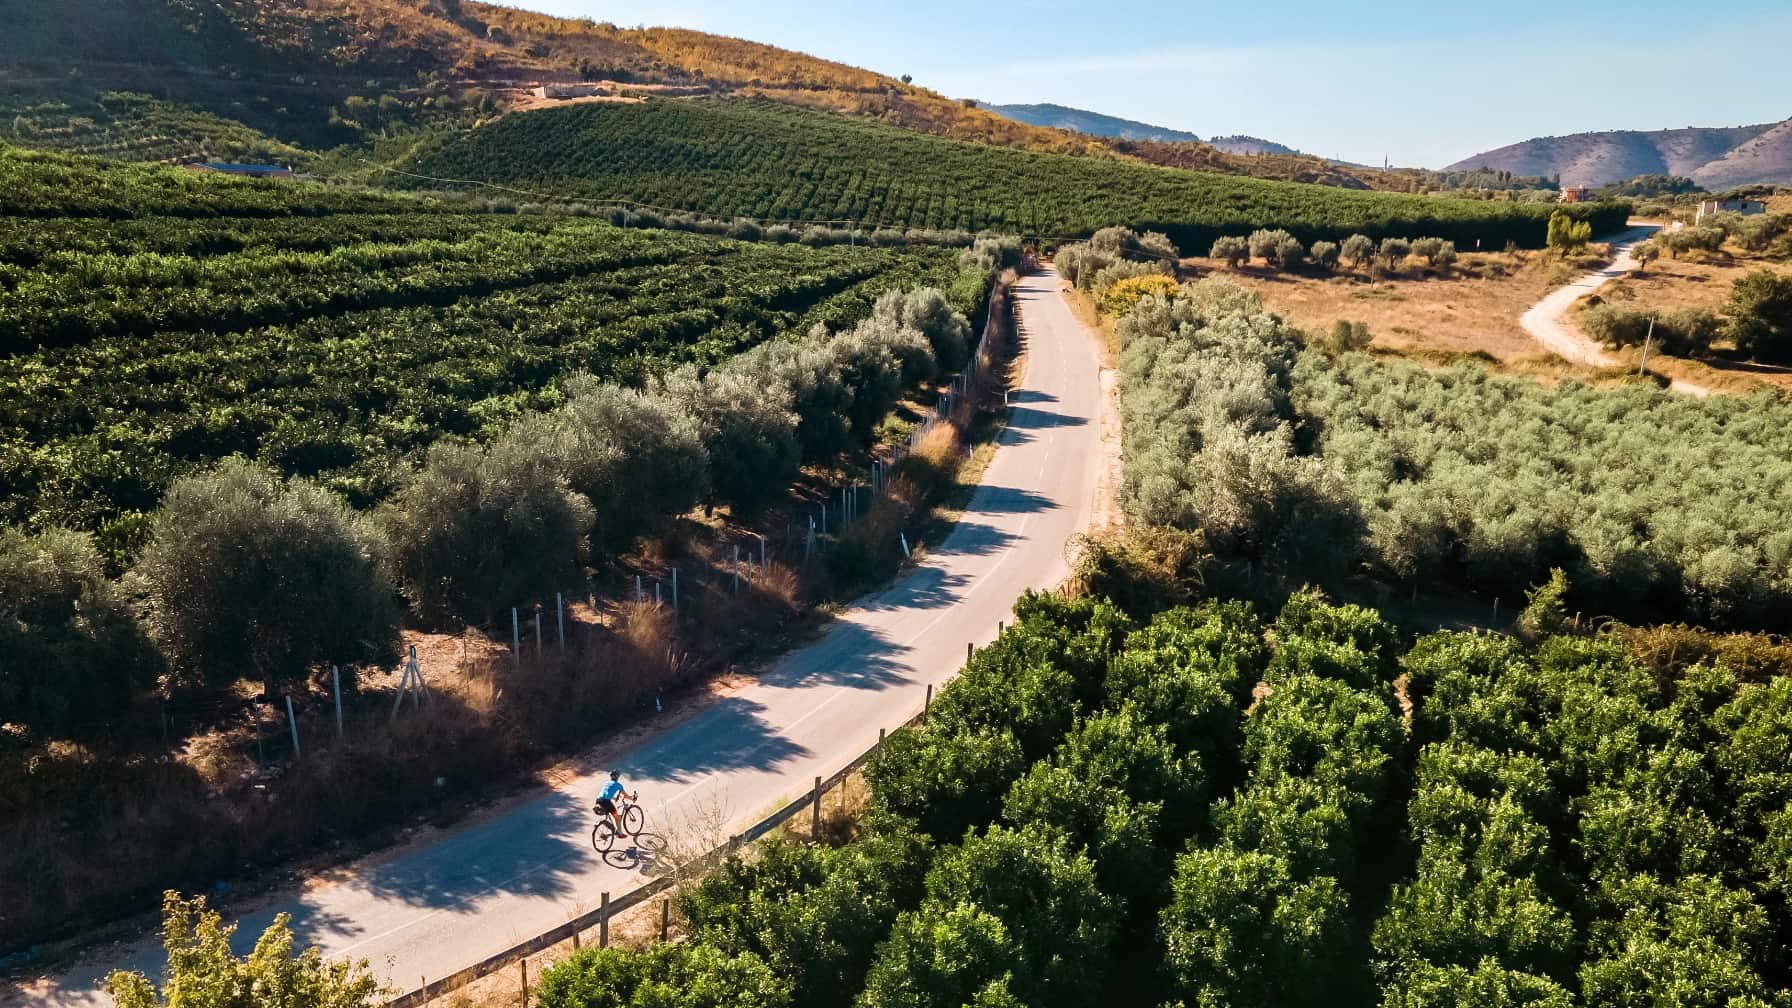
[1576,251,1792,393]
[1187,253,1558,362]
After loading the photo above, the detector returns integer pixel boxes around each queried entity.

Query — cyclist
[595,770,636,836]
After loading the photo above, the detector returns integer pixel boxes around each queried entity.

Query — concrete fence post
[284,695,300,760]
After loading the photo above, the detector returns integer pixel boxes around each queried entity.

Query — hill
[978,101,1203,143]
[0,0,1106,164]
[1,0,1422,195]
[397,97,1627,250]
[1207,133,1300,156]
[1447,119,1792,189]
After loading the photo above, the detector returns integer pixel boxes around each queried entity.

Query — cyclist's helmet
[609,770,620,781]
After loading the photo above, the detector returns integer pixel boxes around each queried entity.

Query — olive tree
[1209,235,1247,268]
[0,526,159,734]
[1310,240,1341,271]
[136,459,397,695]
[380,441,593,626]
[1723,269,1792,363]
[1341,234,1377,269]
[1273,236,1306,272]
[504,378,708,552]
[1378,237,1413,272]
[1249,228,1294,265]
[658,363,801,513]
[872,286,972,371]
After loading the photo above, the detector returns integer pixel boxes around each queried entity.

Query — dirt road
[1518,225,1658,367]
[21,266,1106,1007]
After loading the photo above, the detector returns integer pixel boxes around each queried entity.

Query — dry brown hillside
[1447,120,1791,189]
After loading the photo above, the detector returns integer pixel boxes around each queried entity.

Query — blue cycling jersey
[599,781,625,802]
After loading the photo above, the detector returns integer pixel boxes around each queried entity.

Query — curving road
[20,266,1105,1007]
[1518,225,1659,367]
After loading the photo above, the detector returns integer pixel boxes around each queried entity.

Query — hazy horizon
[491,0,1792,168]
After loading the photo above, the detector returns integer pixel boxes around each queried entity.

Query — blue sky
[493,1,1792,168]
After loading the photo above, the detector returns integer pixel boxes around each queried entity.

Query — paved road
[23,266,1104,1006]
[1518,225,1659,368]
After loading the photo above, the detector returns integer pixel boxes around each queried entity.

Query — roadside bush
[1545,211,1591,253]
[137,458,397,694]
[536,943,789,1008]
[380,441,593,626]
[680,832,929,1008]
[1091,259,1171,303]
[860,824,1117,1008]
[0,526,159,735]
[1099,272,1178,315]
[1067,524,1209,618]
[105,893,381,1008]
[1580,302,1718,356]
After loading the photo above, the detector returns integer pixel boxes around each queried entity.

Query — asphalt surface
[24,265,1104,1006]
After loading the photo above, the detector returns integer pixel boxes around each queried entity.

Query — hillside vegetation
[0,144,973,543]
[0,0,1102,162]
[400,99,1628,250]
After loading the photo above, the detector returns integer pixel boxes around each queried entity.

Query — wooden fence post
[520,959,529,1008]
[660,898,670,942]
[811,775,823,838]
[599,892,610,948]
[923,683,932,724]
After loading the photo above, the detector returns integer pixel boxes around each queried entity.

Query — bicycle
[591,794,645,853]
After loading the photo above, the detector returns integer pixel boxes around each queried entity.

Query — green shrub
[379,441,593,626]
[0,526,158,735]
[105,893,381,1008]
[136,458,396,693]
[1724,269,1792,363]
[535,943,789,1008]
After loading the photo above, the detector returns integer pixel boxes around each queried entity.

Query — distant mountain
[1207,134,1298,157]
[1446,119,1792,189]
[977,102,1202,143]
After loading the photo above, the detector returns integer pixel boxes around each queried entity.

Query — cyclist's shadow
[596,831,668,871]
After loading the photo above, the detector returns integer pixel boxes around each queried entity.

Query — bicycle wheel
[591,819,617,853]
[622,804,645,837]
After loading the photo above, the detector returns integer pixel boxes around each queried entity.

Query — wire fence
[384,693,936,1008]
